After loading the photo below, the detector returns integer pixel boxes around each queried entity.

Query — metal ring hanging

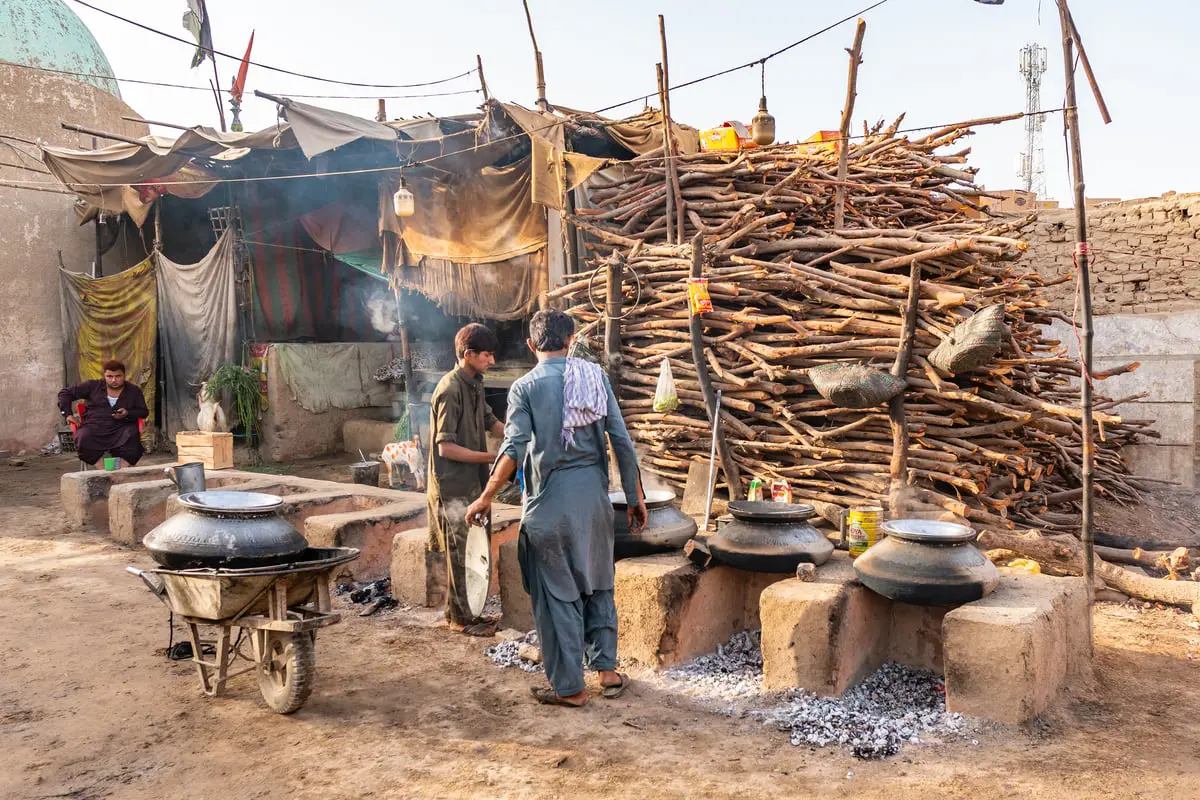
[586,263,643,321]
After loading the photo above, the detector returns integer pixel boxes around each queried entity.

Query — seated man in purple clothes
[57,359,149,467]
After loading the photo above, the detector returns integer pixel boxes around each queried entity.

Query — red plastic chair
[68,399,144,470]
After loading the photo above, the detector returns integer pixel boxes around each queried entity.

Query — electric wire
[70,0,478,89]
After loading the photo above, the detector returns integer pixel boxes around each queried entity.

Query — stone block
[108,479,177,545]
[390,528,447,608]
[498,537,534,632]
[614,554,789,668]
[343,419,397,460]
[760,578,890,694]
[305,497,427,581]
[61,464,182,532]
[943,573,1090,724]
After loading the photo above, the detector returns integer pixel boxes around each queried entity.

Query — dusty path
[2,454,1200,799]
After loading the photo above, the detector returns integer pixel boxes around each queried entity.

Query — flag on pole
[230,31,255,102]
[182,0,213,68]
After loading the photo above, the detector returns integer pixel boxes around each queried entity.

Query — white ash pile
[662,629,763,707]
[485,630,544,674]
[658,631,969,759]
[757,661,967,759]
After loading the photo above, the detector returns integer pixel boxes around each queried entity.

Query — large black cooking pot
[707,501,833,572]
[852,519,999,606]
[142,491,308,570]
[611,490,697,559]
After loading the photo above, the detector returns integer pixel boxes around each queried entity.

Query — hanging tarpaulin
[59,259,158,441]
[156,230,240,437]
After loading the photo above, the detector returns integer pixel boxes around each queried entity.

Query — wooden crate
[175,431,234,470]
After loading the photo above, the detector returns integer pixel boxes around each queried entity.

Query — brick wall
[1021,192,1200,315]
[1021,193,1200,487]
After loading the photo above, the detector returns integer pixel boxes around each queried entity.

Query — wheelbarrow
[127,547,359,714]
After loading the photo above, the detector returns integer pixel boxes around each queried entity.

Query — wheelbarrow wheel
[257,631,315,714]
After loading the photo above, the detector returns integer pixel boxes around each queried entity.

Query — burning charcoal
[484,631,545,674]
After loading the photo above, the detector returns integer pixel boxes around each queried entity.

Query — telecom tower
[1018,43,1048,199]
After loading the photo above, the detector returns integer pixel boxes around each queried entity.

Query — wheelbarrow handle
[126,566,168,603]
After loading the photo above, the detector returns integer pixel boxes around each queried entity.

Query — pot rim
[727,500,816,522]
[880,518,977,544]
[178,490,284,514]
[610,489,676,509]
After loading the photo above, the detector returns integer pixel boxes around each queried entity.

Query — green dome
[0,0,120,97]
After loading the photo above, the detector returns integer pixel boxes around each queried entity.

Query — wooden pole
[887,262,921,511]
[393,289,416,428]
[521,0,549,111]
[208,78,227,133]
[658,15,686,241]
[1064,6,1112,125]
[688,232,742,500]
[834,19,867,229]
[375,99,387,123]
[91,136,102,278]
[61,122,144,147]
[604,251,624,384]
[655,64,676,245]
[1057,0,1096,633]
[475,54,490,104]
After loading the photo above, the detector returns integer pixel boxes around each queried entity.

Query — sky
[65,0,1198,204]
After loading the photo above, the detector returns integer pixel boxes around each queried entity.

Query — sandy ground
[3,453,1200,799]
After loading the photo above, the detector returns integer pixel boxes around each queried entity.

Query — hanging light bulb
[393,176,415,218]
[751,61,776,146]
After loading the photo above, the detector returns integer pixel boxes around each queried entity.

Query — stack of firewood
[551,116,1157,534]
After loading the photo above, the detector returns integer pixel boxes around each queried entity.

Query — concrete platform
[390,506,522,612]
[758,551,1091,724]
[61,466,267,533]
[305,497,427,581]
[614,554,790,668]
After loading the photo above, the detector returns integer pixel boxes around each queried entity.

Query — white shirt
[107,395,118,407]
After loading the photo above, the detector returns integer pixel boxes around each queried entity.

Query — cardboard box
[175,431,234,470]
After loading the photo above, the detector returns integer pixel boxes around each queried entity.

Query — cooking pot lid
[610,489,675,508]
[881,518,977,543]
[178,491,284,513]
[727,501,816,522]
[464,524,490,618]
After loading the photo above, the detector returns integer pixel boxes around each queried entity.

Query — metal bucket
[165,462,207,495]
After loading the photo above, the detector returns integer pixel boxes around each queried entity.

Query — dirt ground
[3,453,1200,799]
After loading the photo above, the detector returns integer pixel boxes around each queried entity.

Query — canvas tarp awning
[156,230,240,437]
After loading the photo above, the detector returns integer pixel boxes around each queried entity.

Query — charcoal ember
[484,631,544,674]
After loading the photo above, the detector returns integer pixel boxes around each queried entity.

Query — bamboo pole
[888,261,920,509]
[834,19,867,229]
[658,15,686,241]
[1057,0,1097,637]
[688,232,742,500]
[605,251,625,384]
[521,0,549,111]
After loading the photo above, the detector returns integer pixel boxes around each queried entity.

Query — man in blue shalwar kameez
[467,310,647,707]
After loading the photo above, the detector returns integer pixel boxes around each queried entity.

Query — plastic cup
[103,457,119,471]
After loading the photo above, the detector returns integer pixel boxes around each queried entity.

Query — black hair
[528,310,574,352]
[454,323,499,359]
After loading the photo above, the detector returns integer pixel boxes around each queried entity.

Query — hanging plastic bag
[653,358,680,413]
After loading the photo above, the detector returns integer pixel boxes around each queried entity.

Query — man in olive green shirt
[428,323,505,636]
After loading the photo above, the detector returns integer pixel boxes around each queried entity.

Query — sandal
[531,687,587,708]
[601,673,631,699]
[460,621,498,637]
